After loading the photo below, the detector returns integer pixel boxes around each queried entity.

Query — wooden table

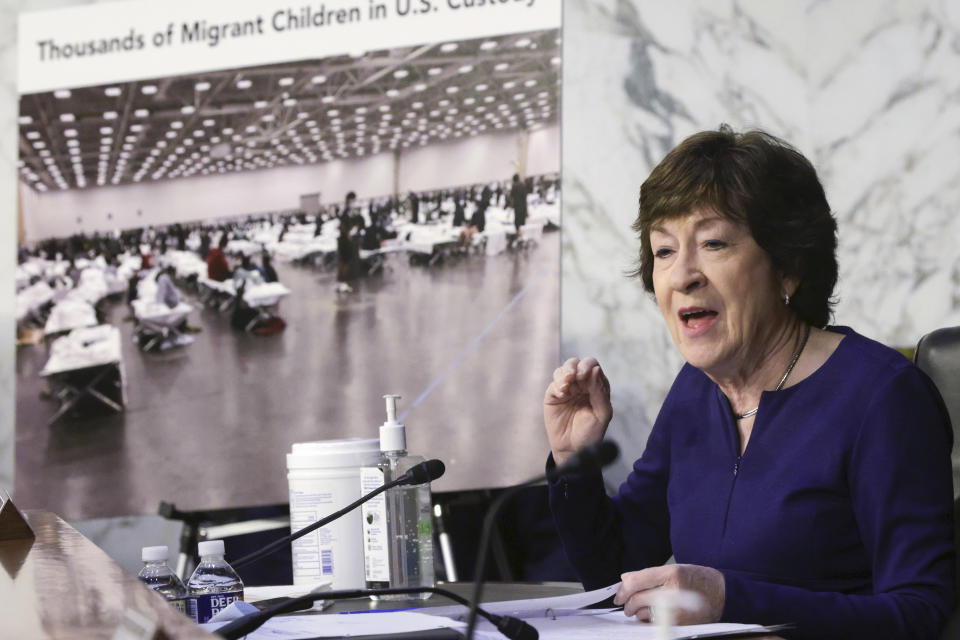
[0,510,212,639]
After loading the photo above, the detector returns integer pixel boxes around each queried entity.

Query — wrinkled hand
[543,357,613,466]
[613,564,725,624]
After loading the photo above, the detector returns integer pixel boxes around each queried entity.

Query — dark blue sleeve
[720,367,956,640]
[547,413,673,591]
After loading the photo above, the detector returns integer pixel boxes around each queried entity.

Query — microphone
[214,585,536,640]
[465,440,619,640]
[231,459,445,570]
[399,458,445,485]
[544,440,619,480]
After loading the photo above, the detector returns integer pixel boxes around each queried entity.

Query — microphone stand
[232,468,419,570]
[214,585,532,640]
[464,441,618,640]
[464,479,541,640]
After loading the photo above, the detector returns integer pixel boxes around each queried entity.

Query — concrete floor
[15,233,560,520]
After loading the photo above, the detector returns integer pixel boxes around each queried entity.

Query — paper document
[474,614,782,640]
[201,610,465,639]
[421,582,620,621]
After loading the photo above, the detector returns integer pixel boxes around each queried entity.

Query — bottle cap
[198,540,225,557]
[142,545,169,562]
[379,394,406,452]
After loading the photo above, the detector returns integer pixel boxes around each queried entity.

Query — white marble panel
[563,0,960,485]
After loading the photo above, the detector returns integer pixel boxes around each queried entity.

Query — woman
[544,128,954,639]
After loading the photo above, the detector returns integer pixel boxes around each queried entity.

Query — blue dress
[548,327,955,639]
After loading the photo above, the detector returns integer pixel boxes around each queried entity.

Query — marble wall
[561,0,960,484]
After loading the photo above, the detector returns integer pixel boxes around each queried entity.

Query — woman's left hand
[613,564,725,624]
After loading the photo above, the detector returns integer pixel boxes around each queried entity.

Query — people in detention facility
[206,235,231,282]
[543,127,955,639]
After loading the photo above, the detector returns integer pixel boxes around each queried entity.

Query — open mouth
[679,307,718,331]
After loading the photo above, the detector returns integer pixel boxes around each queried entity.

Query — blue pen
[340,607,419,614]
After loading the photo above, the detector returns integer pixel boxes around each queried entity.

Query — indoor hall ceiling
[18,29,559,193]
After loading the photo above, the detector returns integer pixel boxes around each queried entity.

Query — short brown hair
[631,126,838,327]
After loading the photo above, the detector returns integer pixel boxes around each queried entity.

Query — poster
[14,0,561,520]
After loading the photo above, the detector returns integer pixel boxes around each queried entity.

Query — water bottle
[137,545,187,613]
[185,540,244,623]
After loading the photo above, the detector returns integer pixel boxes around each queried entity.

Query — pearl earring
[784,292,791,305]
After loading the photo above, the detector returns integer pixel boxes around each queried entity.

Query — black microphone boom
[465,440,619,640]
[214,585,537,640]
[544,440,619,480]
[232,459,445,570]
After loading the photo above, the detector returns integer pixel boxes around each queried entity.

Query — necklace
[734,324,811,420]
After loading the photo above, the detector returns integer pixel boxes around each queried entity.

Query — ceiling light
[100,126,113,135]
[134,109,149,118]
[428,67,442,76]
[166,131,177,139]
[440,43,457,52]
[283,98,296,107]
[60,113,76,122]
[105,87,121,97]
[262,114,275,122]
[494,63,509,71]
[18,116,33,125]
[446,86,459,94]
[279,77,295,87]
[322,96,335,104]
[26,131,41,140]
[171,121,183,129]
[458,65,473,73]
[237,79,252,89]
[54,89,71,99]
[551,57,560,65]
[311,74,327,84]
[181,105,196,114]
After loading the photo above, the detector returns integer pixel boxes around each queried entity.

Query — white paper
[201,610,465,639]
[420,582,620,621]
[243,582,332,604]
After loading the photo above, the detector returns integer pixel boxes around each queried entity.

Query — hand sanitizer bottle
[361,395,435,599]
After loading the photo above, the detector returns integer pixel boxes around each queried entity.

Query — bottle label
[289,488,338,580]
[186,589,243,624]
[360,466,390,583]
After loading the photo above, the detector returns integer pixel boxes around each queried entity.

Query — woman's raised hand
[543,357,613,466]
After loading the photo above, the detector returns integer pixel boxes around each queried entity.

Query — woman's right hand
[543,357,613,466]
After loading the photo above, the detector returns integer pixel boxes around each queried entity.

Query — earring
[784,292,791,305]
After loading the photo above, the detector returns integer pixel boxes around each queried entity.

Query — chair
[914,327,960,639]
[914,326,960,494]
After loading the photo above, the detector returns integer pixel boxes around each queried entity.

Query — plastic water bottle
[137,545,187,613]
[185,540,244,623]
